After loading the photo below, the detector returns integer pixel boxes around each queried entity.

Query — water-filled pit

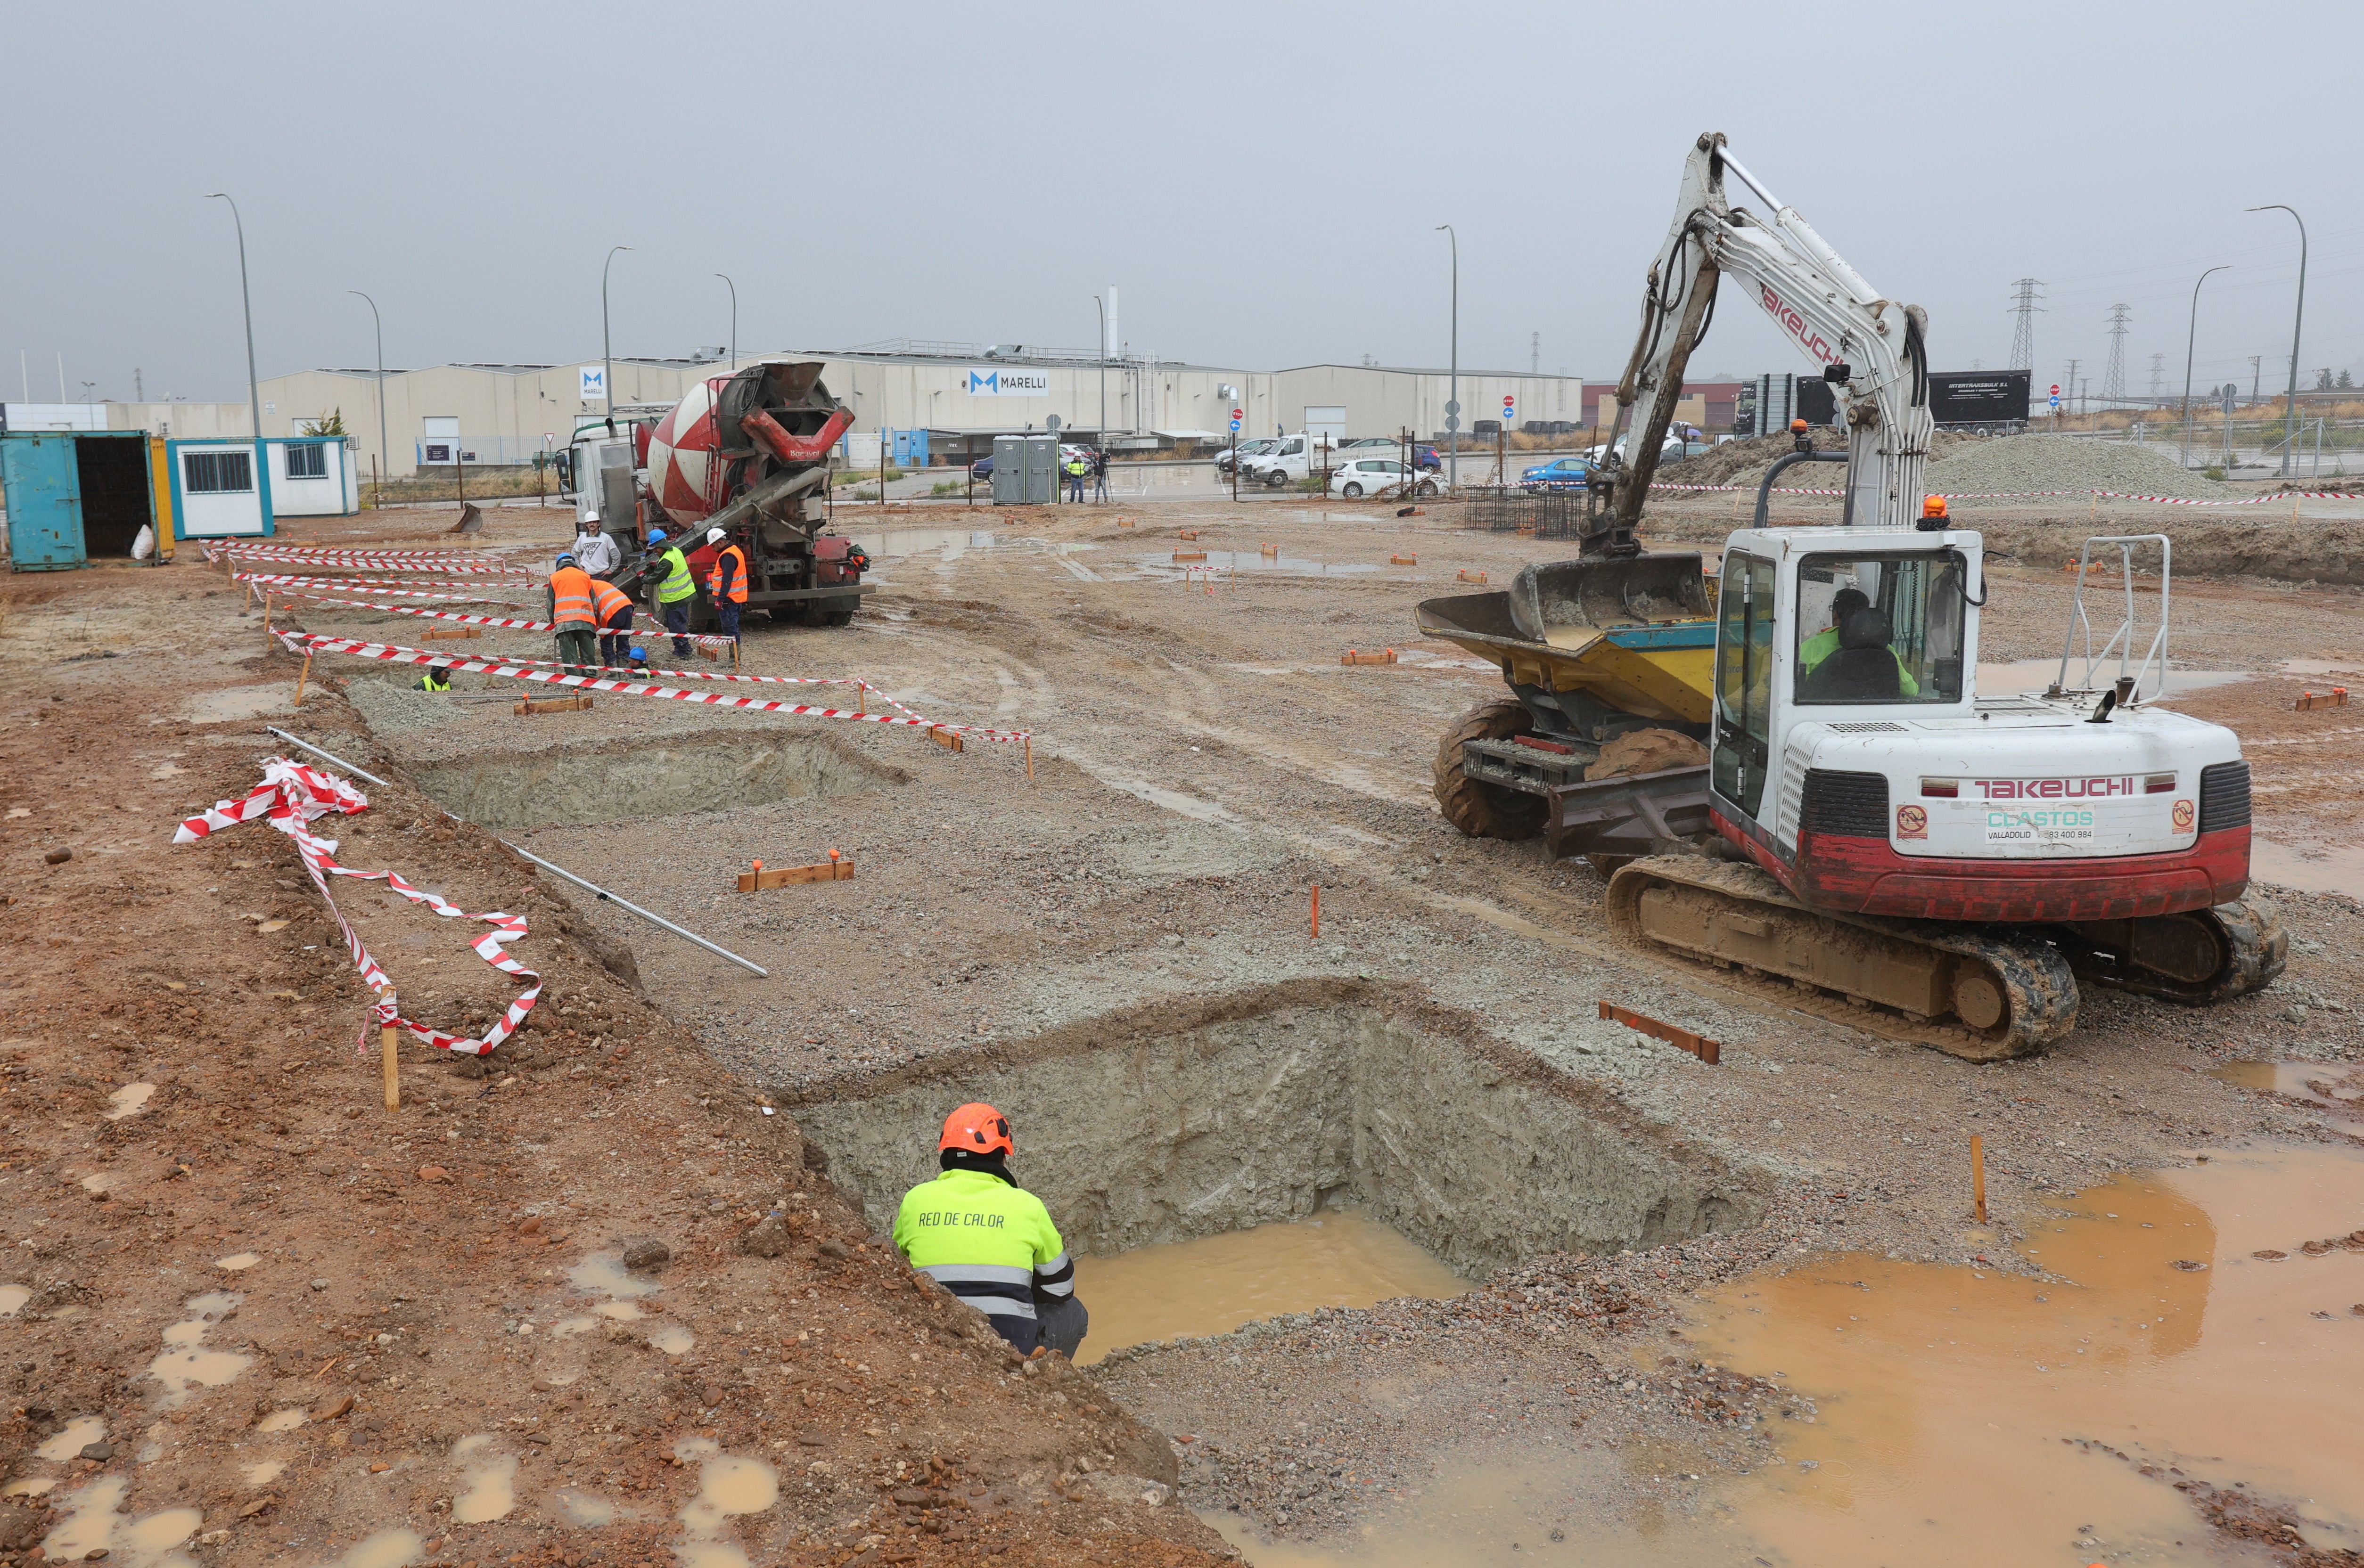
[407,732,908,831]
[788,993,1765,1361]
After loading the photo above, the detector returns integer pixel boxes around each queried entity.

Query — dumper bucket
[1505,554,1709,644]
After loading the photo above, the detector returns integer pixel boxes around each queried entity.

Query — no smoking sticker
[1895,804,1928,841]
[2173,799,2195,832]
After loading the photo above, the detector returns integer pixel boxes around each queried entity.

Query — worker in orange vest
[706,527,750,651]
[589,576,638,671]
[544,553,599,680]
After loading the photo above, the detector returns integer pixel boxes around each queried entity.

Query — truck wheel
[1265,469,1288,488]
[1434,700,1547,841]
[822,609,854,626]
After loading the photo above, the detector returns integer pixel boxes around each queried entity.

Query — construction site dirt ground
[4,489,2364,1568]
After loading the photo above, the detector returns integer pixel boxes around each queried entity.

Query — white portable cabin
[266,437,360,516]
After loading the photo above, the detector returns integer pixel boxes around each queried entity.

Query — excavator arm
[1593,131,1931,553]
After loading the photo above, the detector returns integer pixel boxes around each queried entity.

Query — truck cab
[1711,527,2249,923]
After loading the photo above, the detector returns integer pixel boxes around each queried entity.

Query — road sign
[1444,400,1461,416]
[2050,384,2060,396]
[2049,396,2061,410]
[1228,419,1241,433]
[1445,416,1461,433]
[1231,408,1243,420]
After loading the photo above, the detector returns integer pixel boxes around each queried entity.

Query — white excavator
[1419,132,2281,1058]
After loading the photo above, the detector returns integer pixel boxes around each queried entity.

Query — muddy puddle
[1214,1145,2364,1567]
[1141,550,1377,580]
[2209,1058,2364,1111]
[1072,1210,1468,1366]
[1974,660,2252,698]
[848,528,1003,561]
[2249,837,2364,896]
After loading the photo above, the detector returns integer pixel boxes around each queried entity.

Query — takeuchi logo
[1756,283,1836,365]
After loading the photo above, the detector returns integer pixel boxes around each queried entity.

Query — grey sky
[5,1,2357,407]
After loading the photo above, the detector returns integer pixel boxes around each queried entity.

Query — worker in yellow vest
[893,1103,1085,1357]
[589,576,637,671]
[646,528,698,657]
[544,554,599,679]
[706,527,750,652]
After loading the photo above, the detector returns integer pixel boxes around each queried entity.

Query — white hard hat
[707,527,726,546]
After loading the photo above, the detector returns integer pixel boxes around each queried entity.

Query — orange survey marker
[1390,553,1418,566]
[1457,569,1487,584]
[1177,529,1199,540]
[1341,647,1398,666]
[1598,1000,1720,1065]
[422,626,484,641]
[738,850,853,891]
[929,725,964,752]
[1260,542,1279,557]
[2297,688,2350,710]
[1117,517,1137,528]
[514,694,594,716]
[1174,550,1208,563]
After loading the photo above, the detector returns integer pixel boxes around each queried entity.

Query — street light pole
[2245,204,2307,476]
[602,245,633,422]
[347,291,387,499]
[1093,294,1107,450]
[714,273,736,372]
[2178,266,2229,471]
[205,193,265,502]
[1435,224,1459,492]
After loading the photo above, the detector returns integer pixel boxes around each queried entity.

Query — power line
[2102,303,2132,401]
[2008,278,2044,372]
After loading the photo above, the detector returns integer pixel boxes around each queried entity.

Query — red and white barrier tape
[280,630,1032,743]
[206,544,534,574]
[238,571,534,606]
[242,577,739,648]
[172,759,536,1057]
[1642,483,2363,506]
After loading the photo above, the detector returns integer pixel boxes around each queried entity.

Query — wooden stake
[294,647,313,706]
[1311,885,1321,939]
[381,1021,400,1111]
[1025,734,1034,782]
[857,685,866,716]
[1971,1134,1987,1225]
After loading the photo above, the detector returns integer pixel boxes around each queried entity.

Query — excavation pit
[788,988,1765,1345]
[407,733,909,832]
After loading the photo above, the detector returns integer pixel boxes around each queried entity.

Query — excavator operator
[893,1103,1087,1358]
[1798,587,1920,698]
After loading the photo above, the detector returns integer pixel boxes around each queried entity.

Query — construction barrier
[278,631,1034,744]
[205,543,535,574]
[1635,483,2364,506]
[237,577,738,649]
[172,759,538,1057]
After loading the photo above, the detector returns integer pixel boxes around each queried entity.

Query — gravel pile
[1926,435,2237,499]
[1657,429,1989,490]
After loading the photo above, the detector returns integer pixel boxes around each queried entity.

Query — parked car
[968,456,994,481]
[1215,438,1278,475]
[1329,458,1438,499]
[1519,456,1592,491]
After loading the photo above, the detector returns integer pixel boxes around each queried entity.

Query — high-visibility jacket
[1798,624,1920,697]
[548,565,597,627]
[893,1168,1075,1353]
[589,579,635,626]
[416,669,451,692]
[709,542,749,604]
[652,546,697,604]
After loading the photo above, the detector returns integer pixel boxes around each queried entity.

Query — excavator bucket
[1504,554,1710,643]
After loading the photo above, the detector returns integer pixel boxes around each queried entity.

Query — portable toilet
[2,430,162,571]
[166,439,275,540]
[991,435,1054,505]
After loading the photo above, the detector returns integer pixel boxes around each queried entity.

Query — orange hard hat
[1922,494,1949,519]
[939,1102,1013,1156]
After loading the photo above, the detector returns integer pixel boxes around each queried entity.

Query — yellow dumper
[1416,554,1718,862]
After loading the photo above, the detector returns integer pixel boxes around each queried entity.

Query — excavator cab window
[1712,553,1776,815]
[1792,551,1965,705]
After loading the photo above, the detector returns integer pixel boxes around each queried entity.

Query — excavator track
[1603,856,2079,1061]
[2053,897,2287,1006]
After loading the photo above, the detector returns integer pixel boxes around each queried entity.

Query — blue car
[1519,456,1591,492]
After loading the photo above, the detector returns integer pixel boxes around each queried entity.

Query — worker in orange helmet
[892,1103,1086,1357]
